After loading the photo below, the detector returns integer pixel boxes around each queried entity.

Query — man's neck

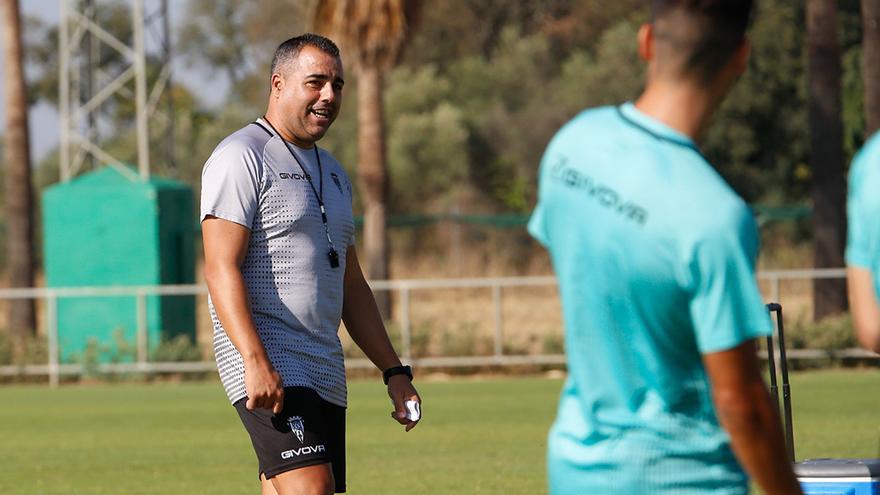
[262,112,315,149]
[634,78,724,143]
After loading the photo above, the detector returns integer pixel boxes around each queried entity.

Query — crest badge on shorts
[287,415,305,443]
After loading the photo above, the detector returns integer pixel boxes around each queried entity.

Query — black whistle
[328,248,340,268]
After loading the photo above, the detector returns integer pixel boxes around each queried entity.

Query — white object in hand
[405,399,421,421]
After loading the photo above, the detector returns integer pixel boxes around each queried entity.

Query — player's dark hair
[651,0,755,83]
[270,33,340,77]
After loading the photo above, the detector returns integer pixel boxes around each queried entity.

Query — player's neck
[634,79,725,142]
[262,112,316,149]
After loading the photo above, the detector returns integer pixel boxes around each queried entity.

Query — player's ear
[730,39,750,76]
[637,24,654,62]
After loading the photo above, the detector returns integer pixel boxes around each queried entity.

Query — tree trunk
[1,0,36,349]
[807,0,847,320]
[864,0,880,136]
[357,66,391,319]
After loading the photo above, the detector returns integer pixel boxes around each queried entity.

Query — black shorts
[234,386,346,493]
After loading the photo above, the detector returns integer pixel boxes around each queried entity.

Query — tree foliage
[316,0,868,218]
[12,0,874,275]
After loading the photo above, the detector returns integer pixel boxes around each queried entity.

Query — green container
[42,167,195,363]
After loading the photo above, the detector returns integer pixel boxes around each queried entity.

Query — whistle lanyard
[254,118,338,262]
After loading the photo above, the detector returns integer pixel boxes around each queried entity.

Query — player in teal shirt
[846,131,880,353]
[529,1,802,494]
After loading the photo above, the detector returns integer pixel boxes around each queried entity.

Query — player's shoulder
[684,164,752,224]
[851,131,880,182]
[210,124,272,162]
[203,124,271,173]
[681,191,757,262]
[569,105,620,127]
[860,130,880,159]
[551,106,621,145]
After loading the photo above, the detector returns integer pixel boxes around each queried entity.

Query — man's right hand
[244,359,285,414]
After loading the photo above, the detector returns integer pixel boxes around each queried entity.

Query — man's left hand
[388,375,421,432]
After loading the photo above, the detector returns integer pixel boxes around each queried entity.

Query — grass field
[0,370,877,494]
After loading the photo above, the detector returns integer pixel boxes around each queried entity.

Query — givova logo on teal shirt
[549,156,648,226]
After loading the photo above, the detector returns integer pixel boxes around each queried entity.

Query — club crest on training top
[330,172,343,195]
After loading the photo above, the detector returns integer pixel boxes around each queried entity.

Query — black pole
[767,302,795,462]
[766,333,780,414]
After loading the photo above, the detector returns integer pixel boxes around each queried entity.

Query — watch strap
[383,365,413,385]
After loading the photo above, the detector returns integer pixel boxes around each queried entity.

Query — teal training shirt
[846,131,880,297]
[529,103,772,495]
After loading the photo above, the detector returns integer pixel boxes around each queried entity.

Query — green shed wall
[42,168,195,363]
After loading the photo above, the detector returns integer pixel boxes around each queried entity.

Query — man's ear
[270,73,284,98]
[731,39,750,76]
[637,24,654,62]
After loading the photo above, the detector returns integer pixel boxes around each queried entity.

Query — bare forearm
[848,268,880,353]
[204,263,269,364]
[854,318,880,353]
[716,384,802,495]
[705,341,802,495]
[342,277,402,371]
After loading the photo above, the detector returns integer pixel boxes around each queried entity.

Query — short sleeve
[343,172,357,248]
[528,148,557,247]
[846,140,880,269]
[528,202,549,247]
[199,140,263,229]
[688,207,772,353]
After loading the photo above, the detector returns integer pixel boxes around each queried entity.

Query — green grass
[0,370,877,494]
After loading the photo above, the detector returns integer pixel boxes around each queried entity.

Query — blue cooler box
[795,458,880,495]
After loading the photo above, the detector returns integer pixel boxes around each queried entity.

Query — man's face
[273,45,344,147]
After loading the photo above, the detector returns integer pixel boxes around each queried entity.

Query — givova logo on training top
[279,172,310,181]
[549,156,648,226]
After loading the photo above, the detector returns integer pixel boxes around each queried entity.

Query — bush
[151,334,203,362]
[541,330,565,355]
[0,331,12,365]
[0,330,48,366]
[788,313,857,350]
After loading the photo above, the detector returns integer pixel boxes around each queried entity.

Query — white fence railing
[0,269,876,386]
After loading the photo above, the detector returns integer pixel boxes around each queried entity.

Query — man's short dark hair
[270,33,340,77]
[651,0,755,83]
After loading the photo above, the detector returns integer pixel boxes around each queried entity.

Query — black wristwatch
[383,365,413,385]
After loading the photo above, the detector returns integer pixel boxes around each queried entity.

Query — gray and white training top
[200,117,355,408]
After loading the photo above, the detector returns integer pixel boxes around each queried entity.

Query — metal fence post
[47,293,59,388]
[136,292,148,366]
[493,284,503,358]
[400,287,412,361]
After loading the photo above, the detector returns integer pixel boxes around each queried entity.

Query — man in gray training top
[200,33,421,495]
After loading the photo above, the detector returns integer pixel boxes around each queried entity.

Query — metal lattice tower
[58,0,174,182]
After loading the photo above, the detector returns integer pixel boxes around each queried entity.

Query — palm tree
[807,0,847,320]
[1,0,36,351]
[864,0,880,136]
[311,0,421,319]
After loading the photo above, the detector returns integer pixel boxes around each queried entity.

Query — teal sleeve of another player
[528,151,554,247]
[528,202,549,247]
[846,148,879,269]
[688,210,772,354]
